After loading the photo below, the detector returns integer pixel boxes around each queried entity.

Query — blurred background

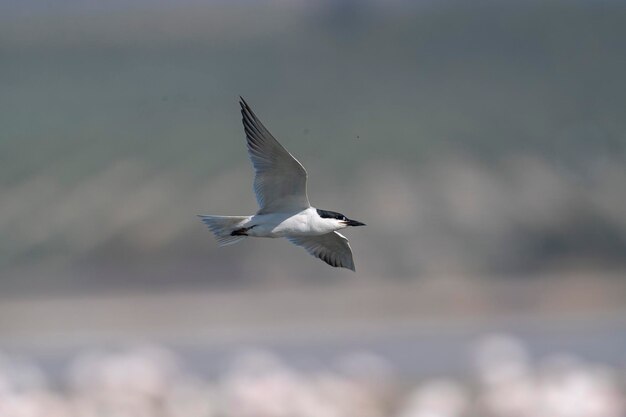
[1,0,626,415]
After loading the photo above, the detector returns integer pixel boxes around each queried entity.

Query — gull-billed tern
[199,98,365,271]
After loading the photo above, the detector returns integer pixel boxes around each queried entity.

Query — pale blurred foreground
[0,334,623,417]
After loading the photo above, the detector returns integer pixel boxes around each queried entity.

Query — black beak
[346,219,366,227]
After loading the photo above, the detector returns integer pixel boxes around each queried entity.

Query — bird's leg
[231,225,256,236]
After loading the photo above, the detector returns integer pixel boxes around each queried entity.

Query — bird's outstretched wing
[240,97,310,214]
[287,232,356,271]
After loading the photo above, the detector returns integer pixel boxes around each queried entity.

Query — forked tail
[198,215,250,246]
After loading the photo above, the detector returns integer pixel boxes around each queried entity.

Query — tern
[199,98,365,271]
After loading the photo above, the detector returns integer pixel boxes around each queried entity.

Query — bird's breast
[272,214,314,236]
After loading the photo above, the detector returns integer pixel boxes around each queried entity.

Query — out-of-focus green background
[1,1,626,416]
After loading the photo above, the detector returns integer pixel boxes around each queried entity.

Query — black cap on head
[317,209,365,226]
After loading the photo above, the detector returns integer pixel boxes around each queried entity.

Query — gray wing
[240,97,310,214]
[287,232,356,271]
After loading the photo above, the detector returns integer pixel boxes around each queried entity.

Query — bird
[199,97,365,271]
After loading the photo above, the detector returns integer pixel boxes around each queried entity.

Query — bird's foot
[231,225,255,236]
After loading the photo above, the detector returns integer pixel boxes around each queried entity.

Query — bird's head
[316,209,366,229]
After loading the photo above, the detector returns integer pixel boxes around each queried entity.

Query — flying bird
[199,98,365,271]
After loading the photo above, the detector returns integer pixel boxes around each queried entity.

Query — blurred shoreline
[3,274,626,370]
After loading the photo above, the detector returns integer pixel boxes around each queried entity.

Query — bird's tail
[198,215,251,246]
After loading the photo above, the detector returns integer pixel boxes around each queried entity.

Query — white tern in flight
[199,97,365,271]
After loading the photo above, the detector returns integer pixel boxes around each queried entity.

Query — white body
[243,208,345,238]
